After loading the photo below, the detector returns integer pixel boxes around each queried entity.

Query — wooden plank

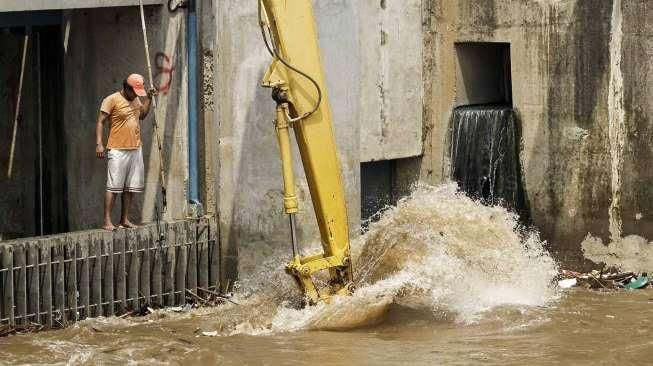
[208,217,220,290]
[39,239,52,328]
[138,227,151,307]
[27,241,40,325]
[102,231,114,316]
[186,220,198,295]
[126,229,139,311]
[197,218,209,290]
[175,222,188,305]
[91,232,103,317]
[14,244,27,325]
[150,223,163,307]
[53,238,66,326]
[65,235,78,322]
[1,245,14,326]
[114,229,127,314]
[163,222,176,306]
[77,233,90,320]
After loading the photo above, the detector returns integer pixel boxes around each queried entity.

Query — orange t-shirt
[100,92,143,149]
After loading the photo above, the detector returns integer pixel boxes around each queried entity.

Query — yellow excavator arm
[258,0,353,304]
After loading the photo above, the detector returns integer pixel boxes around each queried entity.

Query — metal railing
[0,217,220,328]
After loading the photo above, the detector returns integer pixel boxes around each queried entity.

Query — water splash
[450,105,527,216]
[221,184,558,334]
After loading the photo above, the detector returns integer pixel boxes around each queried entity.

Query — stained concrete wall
[421,0,653,266]
[0,0,161,12]
[214,1,362,277]
[63,5,189,230]
[359,0,424,162]
[0,32,37,239]
[0,5,192,239]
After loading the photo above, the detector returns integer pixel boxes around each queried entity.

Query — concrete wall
[421,0,653,265]
[0,0,161,12]
[63,5,189,230]
[0,32,37,239]
[359,0,424,162]
[213,1,362,277]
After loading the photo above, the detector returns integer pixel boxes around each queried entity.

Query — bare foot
[119,220,138,229]
[103,223,116,231]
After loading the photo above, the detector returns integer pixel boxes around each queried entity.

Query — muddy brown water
[0,289,652,365]
[3,185,650,365]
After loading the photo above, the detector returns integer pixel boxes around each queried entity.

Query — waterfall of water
[450,105,527,215]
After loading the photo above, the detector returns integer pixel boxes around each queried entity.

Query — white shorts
[106,147,144,193]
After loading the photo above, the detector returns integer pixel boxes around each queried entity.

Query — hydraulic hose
[258,0,322,120]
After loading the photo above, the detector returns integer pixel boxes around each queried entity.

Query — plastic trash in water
[624,276,649,289]
[558,278,577,289]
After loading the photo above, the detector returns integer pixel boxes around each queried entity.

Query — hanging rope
[139,0,168,214]
[7,34,29,179]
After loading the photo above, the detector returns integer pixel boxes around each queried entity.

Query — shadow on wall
[523,0,613,266]
[63,6,186,232]
[0,19,68,240]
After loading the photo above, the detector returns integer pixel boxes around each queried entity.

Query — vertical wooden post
[139,227,151,307]
[53,238,66,326]
[127,229,139,311]
[197,218,209,290]
[164,223,177,306]
[175,222,188,305]
[27,241,40,324]
[114,230,127,314]
[65,235,78,322]
[91,232,103,317]
[186,220,198,295]
[209,217,220,290]
[78,233,91,320]
[102,231,114,316]
[39,239,52,328]
[151,224,164,307]
[1,245,14,326]
[14,244,27,325]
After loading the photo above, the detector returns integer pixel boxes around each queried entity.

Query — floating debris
[558,278,577,289]
[624,275,649,290]
[558,269,650,290]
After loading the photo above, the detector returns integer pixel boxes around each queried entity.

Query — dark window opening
[0,14,68,240]
[360,157,420,230]
[454,42,512,107]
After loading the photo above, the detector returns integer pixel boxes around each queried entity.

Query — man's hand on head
[96,144,105,159]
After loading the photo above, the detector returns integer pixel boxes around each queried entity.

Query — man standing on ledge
[95,74,157,231]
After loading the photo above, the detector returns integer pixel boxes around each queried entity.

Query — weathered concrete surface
[63,6,189,230]
[582,234,653,273]
[214,1,361,279]
[359,0,423,162]
[422,0,653,267]
[0,33,37,239]
[0,0,161,12]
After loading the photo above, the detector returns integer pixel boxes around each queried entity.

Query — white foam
[230,184,559,333]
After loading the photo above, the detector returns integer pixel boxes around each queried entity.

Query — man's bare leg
[120,191,138,228]
[103,191,117,231]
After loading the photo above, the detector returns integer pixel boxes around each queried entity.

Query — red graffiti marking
[154,52,175,95]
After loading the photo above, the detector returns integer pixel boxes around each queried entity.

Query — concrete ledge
[0,0,162,12]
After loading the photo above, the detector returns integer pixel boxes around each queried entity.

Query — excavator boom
[259,0,353,304]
